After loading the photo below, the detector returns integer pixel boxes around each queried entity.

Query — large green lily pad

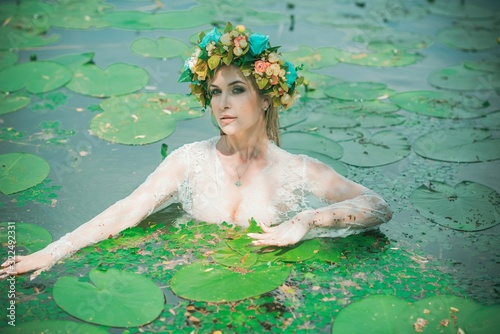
[51,52,95,69]
[390,90,491,119]
[0,92,30,115]
[410,180,500,231]
[428,64,500,91]
[464,304,500,334]
[337,43,424,67]
[0,26,60,50]
[66,63,149,97]
[0,61,72,94]
[438,26,499,51]
[0,51,18,70]
[429,3,494,19]
[413,128,500,162]
[296,70,344,99]
[282,46,340,70]
[281,131,343,160]
[170,261,291,302]
[130,37,188,59]
[325,82,395,101]
[477,111,500,129]
[0,153,50,195]
[353,29,433,50]
[48,0,113,30]
[89,103,177,145]
[0,222,52,254]
[53,268,164,327]
[339,131,411,167]
[2,320,108,334]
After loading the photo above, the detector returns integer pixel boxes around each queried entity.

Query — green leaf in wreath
[0,153,50,195]
[410,180,500,231]
[53,268,164,327]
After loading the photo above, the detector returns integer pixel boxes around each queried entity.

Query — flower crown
[179,22,304,110]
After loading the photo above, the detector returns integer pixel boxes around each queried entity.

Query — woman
[0,23,392,280]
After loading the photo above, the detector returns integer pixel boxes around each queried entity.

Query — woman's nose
[220,92,230,110]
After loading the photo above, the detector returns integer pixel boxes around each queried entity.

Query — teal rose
[284,61,297,88]
[249,33,269,55]
[199,28,221,48]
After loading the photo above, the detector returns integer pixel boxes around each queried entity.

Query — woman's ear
[261,98,270,112]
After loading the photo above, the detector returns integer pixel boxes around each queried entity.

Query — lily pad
[339,131,411,167]
[464,60,500,73]
[428,64,500,91]
[332,295,411,333]
[51,52,95,69]
[390,90,491,119]
[2,320,108,334]
[282,46,340,70]
[130,37,188,59]
[429,3,493,19]
[0,92,30,115]
[0,153,50,195]
[0,61,72,94]
[477,111,500,129]
[353,29,433,50]
[212,246,258,268]
[410,180,500,231]
[413,128,500,162]
[438,26,499,51]
[0,222,52,254]
[0,51,18,70]
[281,131,343,160]
[170,261,291,302]
[325,82,395,101]
[89,103,177,145]
[296,70,344,99]
[0,26,60,50]
[464,304,500,334]
[66,63,149,97]
[48,1,113,30]
[337,44,424,67]
[53,268,164,327]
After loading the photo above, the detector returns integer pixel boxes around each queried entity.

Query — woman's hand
[247,212,312,247]
[0,251,56,281]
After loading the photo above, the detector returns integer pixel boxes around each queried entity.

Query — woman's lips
[220,114,237,124]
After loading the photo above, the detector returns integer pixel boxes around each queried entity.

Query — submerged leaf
[410,180,500,231]
[53,268,164,327]
[0,222,52,253]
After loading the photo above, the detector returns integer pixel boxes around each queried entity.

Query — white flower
[269,63,280,76]
[268,52,279,63]
[239,39,248,48]
[233,46,243,56]
[220,33,231,46]
[281,94,292,105]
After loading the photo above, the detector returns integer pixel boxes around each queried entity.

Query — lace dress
[42,136,392,262]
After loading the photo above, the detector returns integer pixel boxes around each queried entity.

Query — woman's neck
[221,130,268,162]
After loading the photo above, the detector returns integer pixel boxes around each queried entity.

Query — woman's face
[209,65,268,136]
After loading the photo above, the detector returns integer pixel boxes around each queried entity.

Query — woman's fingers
[1,255,25,268]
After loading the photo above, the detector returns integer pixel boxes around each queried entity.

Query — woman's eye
[210,89,221,95]
[232,86,245,94]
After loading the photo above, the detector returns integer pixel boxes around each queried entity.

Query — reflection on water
[1,0,499,324]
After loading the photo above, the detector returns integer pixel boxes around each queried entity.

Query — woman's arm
[0,146,188,279]
[249,157,392,246]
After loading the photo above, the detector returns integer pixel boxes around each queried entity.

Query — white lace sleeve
[38,145,189,263]
[300,156,392,238]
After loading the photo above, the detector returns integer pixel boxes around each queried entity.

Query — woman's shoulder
[172,136,218,155]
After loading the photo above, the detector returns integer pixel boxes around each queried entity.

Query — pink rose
[254,60,270,74]
[234,36,246,47]
[270,75,279,85]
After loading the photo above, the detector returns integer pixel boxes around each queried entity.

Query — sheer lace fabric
[41,136,391,262]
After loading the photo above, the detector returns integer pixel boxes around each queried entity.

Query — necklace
[235,160,253,187]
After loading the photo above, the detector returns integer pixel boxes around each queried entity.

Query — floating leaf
[0,61,72,94]
[339,131,410,167]
[2,320,108,334]
[0,222,52,253]
[0,26,60,50]
[336,44,424,67]
[464,59,500,73]
[282,46,340,70]
[413,128,500,162]
[66,63,149,97]
[89,104,176,145]
[53,268,164,327]
[464,304,500,334]
[325,82,395,101]
[212,246,258,268]
[296,70,344,99]
[51,52,95,69]
[0,153,50,195]
[0,51,18,70]
[0,92,30,115]
[170,261,291,302]
[390,90,491,119]
[353,29,433,50]
[429,3,493,19]
[410,181,500,231]
[311,239,342,263]
[428,65,500,91]
[130,37,188,59]
[48,1,113,30]
[281,131,343,160]
[438,26,499,51]
[332,295,411,333]
[477,111,500,129]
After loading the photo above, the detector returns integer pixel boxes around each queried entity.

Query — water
[1,0,500,329]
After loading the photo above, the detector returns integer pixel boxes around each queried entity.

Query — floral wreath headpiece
[179,22,304,110]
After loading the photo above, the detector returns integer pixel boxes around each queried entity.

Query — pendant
[235,180,242,187]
